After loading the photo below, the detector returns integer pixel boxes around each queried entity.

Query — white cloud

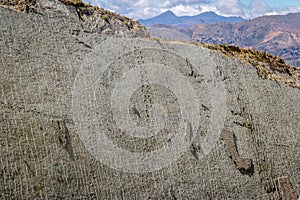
[198,4,218,13]
[163,0,210,8]
[127,7,162,19]
[168,4,202,16]
[276,6,300,15]
[141,0,177,8]
[84,0,300,20]
[214,0,245,17]
[247,0,273,18]
[244,0,300,18]
[121,0,210,19]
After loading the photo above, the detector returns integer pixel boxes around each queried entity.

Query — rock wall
[0,1,299,199]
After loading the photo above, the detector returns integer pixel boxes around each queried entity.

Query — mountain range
[142,11,300,67]
[139,10,244,28]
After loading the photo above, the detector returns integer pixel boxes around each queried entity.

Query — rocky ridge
[1,0,149,37]
[197,43,300,89]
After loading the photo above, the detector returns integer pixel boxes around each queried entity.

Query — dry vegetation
[150,36,299,89]
[0,0,84,11]
[0,0,149,36]
[0,0,37,12]
[1,1,298,89]
[59,0,84,6]
[198,43,300,89]
[58,0,149,36]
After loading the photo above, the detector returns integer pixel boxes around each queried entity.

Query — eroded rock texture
[0,0,299,199]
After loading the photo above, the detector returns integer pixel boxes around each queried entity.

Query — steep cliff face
[0,1,299,199]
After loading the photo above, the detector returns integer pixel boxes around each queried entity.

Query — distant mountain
[139,11,244,28]
[146,24,193,41]
[190,12,300,67]
[144,12,300,67]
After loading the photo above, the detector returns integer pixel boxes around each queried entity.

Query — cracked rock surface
[0,0,299,199]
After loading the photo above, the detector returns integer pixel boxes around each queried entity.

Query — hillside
[0,0,149,37]
[0,0,299,199]
[147,24,193,41]
[190,12,300,67]
[143,12,300,67]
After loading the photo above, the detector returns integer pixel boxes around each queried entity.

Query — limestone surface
[0,1,299,199]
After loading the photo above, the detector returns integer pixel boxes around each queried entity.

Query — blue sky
[84,0,300,19]
[241,0,300,8]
